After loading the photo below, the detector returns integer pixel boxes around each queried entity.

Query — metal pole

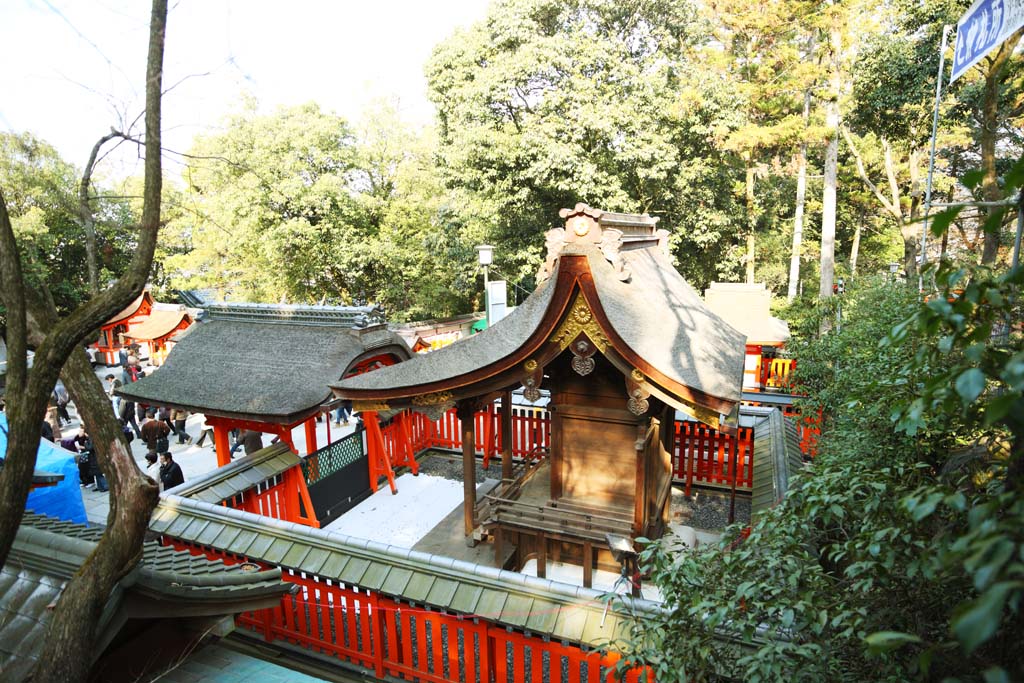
[921,25,952,266]
[483,265,490,327]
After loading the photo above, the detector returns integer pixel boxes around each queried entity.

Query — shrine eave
[332,245,746,418]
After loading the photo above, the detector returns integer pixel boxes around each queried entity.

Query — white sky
[0,0,489,179]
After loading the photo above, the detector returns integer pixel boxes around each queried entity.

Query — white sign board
[486,280,509,325]
[951,0,1024,83]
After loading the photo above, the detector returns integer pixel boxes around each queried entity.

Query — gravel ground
[669,485,751,530]
[416,450,504,484]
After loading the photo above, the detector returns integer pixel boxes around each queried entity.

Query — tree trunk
[849,223,861,275]
[787,90,811,303]
[745,161,756,284]
[0,0,166,636]
[78,131,122,295]
[819,22,841,301]
[980,31,1022,263]
[981,66,1004,262]
[26,296,160,681]
[820,125,838,299]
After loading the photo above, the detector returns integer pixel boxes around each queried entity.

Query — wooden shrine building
[122,304,194,366]
[93,290,154,365]
[705,282,792,391]
[117,303,411,475]
[332,205,746,585]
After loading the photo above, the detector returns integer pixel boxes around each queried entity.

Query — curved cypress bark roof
[124,308,191,342]
[118,320,411,424]
[106,291,153,324]
[332,206,746,419]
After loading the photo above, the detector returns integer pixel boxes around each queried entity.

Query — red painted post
[213,422,232,467]
[304,417,317,455]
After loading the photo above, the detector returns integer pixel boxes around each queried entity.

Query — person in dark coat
[118,347,129,368]
[40,420,54,443]
[159,452,184,490]
[119,399,142,438]
[140,410,170,455]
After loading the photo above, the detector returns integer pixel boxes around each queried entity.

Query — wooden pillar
[457,402,477,539]
[500,390,513,482]
[304,417,318,455]
[583,541,593,589]
[536,534,546,579]
[213,423,231,467]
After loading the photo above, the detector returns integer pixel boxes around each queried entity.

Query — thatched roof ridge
[117,319,411,423]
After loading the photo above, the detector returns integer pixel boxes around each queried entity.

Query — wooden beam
[501,390,513,482]
[458,402,477,538]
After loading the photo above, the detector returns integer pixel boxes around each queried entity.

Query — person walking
[119,399,142,439]
[105,374,123,413]
[53,384,71,426]
[171,407,192,444]
[159,452,185,491]
[230,429,264,457]
[118,347,128,368]
[194,415,215,448]
[333,399,353,426]
[45,399,63,442]
[140,409,170,456]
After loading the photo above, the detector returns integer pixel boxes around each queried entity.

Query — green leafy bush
[618,266,1023,682]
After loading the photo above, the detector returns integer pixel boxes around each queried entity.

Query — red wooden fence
[165,538,647,683]
[672,422,754,495]
[373,404,775,494]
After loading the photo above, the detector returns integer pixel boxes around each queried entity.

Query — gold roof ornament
[549,293,610,353]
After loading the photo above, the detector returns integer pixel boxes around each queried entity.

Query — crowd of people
[35,344,198,494]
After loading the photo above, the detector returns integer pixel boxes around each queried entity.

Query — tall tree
[426,0,752,289]
[706,0,810,283]
[818,6,842,300]
[787,89,812,301]
[0,1,166,680]
[977,29,1024,263]
[167,101,362,303]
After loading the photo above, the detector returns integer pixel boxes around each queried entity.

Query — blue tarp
[0,414,88,525]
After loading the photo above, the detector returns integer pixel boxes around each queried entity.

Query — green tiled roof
[168,442,298,503]
[750,408,804,515]
[152,494,664,647]
[1,513,295,681]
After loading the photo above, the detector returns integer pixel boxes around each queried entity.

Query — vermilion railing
[229,467,320,528]
[165,538,649,683]
[372,404,766,494]
[672,422,755,495]
[760,358,797,390]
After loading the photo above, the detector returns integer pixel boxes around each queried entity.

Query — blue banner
[951,0,1024,82]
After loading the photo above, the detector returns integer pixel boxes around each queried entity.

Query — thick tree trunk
[745,161,756,284]
[27,299,160,682]
[787,90,811,303]
[980,32,1023,263]
[819,23,841,301]
[820,125,838,299]
[980,67,1002,264]
[0,0,166,609]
